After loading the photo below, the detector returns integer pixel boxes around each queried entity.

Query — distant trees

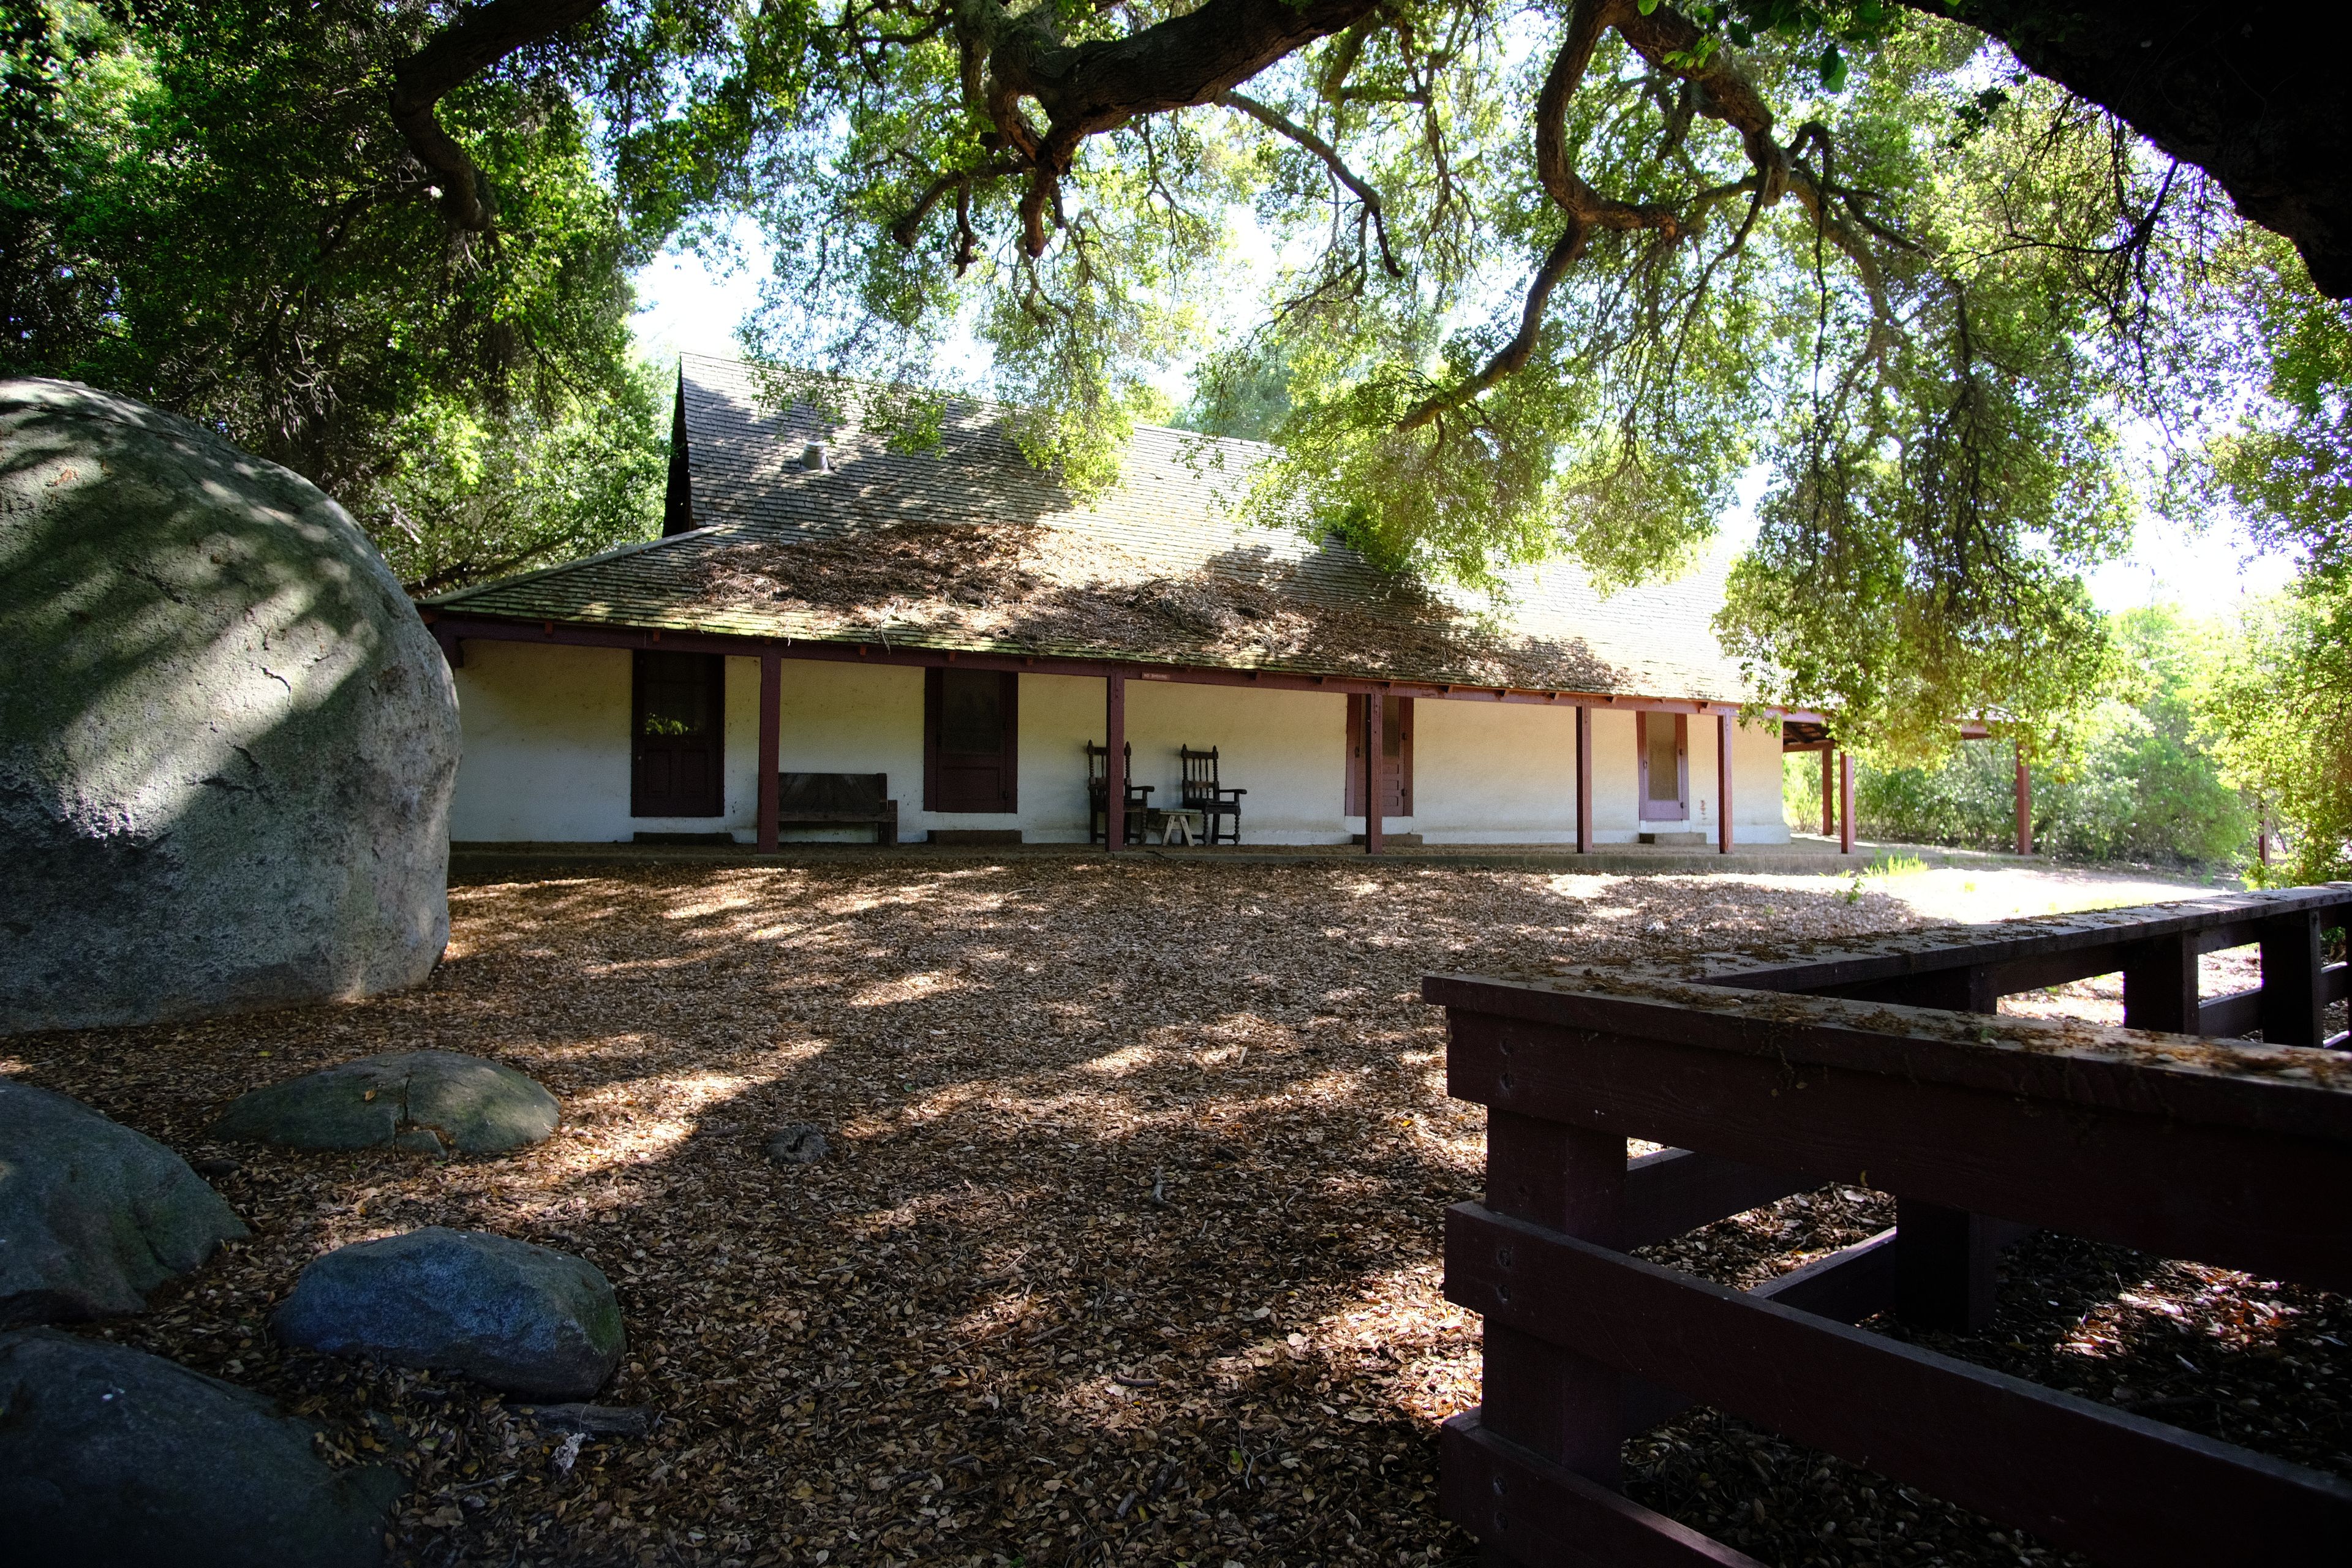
[1794,607,2255,867]
[2,2,663,590]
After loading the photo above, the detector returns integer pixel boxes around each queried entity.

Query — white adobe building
[424,355,1823,851]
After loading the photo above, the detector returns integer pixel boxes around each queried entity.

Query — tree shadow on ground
[9,861,2338,1568]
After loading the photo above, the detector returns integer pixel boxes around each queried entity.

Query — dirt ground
[6,857,2347,1568]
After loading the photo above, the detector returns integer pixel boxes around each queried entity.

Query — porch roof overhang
[421,607,1829,723]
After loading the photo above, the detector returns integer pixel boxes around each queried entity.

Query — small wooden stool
[1145,808,1204,845]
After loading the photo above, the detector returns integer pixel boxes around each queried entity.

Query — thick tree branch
[1218,91,1403,277]
[390,0,608,230]
[961,0,1381,254]
[1902,1,2351,298]
[1398,219,1585,430]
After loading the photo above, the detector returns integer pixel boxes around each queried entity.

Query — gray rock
[764,1122,828,1164]
[273,1227,624,1398]
[0,1079,247,1325]
[211,1050,559,1155]
[0,1327,402,1566]
[0,378,459,1035]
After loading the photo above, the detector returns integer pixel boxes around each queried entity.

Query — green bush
[1785,608,2254,867]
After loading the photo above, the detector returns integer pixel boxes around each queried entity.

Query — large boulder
[0,379,459,1034]
[0,1328,403,1566]
[0,1079,247,1325]
[211,1050,559,1156]
[273,1227,624,1399]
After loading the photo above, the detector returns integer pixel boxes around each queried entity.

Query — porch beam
[1838,750,1856,857]
[1106,673,1128,854]
[421,612,1810,722]
[1575,705,1593,855]
[1716,713,1733,856]
[2015,746,2033,857]
[757,650,782,853]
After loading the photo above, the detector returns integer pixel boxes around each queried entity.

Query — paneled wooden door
[1345,695,1414,817]
[925,668,1019,813]
[631,650,726,816]
[1637,710,1689,820]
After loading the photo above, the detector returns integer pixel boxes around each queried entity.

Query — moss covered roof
[430,354,1758,703]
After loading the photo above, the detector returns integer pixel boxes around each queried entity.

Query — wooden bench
[774,772,898,845]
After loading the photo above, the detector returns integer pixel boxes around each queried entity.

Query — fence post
[2123,932,2201,1033]
[1478,1107,1627,1550]
[2259,910,2326,1047]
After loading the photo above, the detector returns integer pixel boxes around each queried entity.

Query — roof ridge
[674,351,1279,466]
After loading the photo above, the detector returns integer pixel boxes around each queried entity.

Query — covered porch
[426,611,1811,858]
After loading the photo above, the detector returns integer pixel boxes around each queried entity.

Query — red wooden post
[756,649,782,853]
[1820,745,1836,837]
[2014,744,2032,858]
[1575,704,1593,854]
[2259,805,2272,869]
[1104,673,1127,853]
[1716,712,1734,854]
[1838,750,1856,856]
[1363,690,1384,856]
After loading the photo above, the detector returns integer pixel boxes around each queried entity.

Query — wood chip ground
[6,859,2346,1568]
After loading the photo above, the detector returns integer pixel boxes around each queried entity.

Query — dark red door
[1345,695,1414,816]
[631,651,725,816]
[925,668,1019,813]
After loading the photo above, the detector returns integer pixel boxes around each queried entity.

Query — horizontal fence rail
[1428,884,2352,1567]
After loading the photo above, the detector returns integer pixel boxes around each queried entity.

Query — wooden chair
[1178,746,1245,844]
[1085,742,1153,845]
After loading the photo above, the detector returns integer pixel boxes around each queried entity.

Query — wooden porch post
[1574,704,1593,854]
[1363,690,1384,856]
[1105,673,1127,853]
[2014,743,2032,857]
[1838,750,1856,856]
[1820,744,1836,837]
[756,649,782,853]
[1716,712,1734,854]
[2259,804,2271,869]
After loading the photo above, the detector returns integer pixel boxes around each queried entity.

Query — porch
[430,619,1803,857]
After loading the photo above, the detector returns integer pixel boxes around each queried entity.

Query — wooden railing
[1427,884,2352,1567]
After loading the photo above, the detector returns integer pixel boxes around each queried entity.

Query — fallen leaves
[1,856,2341,1568]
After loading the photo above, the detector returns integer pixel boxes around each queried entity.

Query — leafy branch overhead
[10,0,2346,749]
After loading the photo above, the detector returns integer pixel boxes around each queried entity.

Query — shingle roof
[429,353,1759,703]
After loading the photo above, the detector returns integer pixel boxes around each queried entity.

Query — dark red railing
[1428,884,2352,1566]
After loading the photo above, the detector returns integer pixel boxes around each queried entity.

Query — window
[631,651,725,816]
[925,668,1019,813]
[1344,694,1414,816]
[1638,710,1688,820]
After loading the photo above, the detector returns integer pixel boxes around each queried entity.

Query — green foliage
[2195,581,2352,886]
[1,1,665,589]
[1785,607,2254,865]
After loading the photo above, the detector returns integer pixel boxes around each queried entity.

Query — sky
[630,239,2302,622]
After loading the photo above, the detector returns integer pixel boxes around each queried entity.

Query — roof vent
[801,442,831,473]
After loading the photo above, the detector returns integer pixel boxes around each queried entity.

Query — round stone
[0,1078,248,1325]
[211,1050,560,1156]
[273,1227,624,1400]
[0,377,459,1033]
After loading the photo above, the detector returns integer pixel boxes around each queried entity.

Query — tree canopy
[7,1,2347,758]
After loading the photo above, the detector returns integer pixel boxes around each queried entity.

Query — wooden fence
[1428,884,2352,1566]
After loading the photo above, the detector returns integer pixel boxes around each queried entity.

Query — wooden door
[1345,695,1414,816]
[1637,710,1689,820]
[631,651,726,816]
[925,668,1019,813]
